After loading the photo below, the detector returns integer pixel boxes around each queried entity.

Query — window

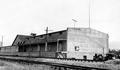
[75,46,79,51]
[83,55,87,60]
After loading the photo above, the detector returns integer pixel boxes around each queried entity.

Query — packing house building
[12,27,109,59]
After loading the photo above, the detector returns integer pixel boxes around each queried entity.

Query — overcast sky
[0,0,120,49]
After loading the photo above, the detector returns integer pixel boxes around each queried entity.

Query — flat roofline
[67,27,108,35]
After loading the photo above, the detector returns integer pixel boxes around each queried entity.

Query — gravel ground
[1,59,120,70]
[0,60,51,70]
[0,60,77,70]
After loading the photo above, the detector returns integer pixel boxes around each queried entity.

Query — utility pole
[88,0,91,29]
[1,36,3,47]
[45,27,48,52]
[45,27,52,51]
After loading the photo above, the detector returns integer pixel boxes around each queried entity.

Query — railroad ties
[0,56,112,70]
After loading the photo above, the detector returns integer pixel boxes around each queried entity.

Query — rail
[0,56,109,70]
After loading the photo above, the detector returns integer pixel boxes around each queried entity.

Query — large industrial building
[11,27,109,59]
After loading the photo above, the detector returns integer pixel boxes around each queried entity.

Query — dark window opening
[75,46,79,51]
[83,55,87,60]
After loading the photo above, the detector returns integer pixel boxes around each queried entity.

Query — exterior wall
[0,46,18,52]
[39,44,45,52]
[67,28,109,59]
[25,45,39,52]
[47,42,57,52]
[17,30,67,53]
[18,52,56,58]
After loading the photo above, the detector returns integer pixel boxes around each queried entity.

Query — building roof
[12,35,32,46]
[12,27,109,46]
[12,30,67,46]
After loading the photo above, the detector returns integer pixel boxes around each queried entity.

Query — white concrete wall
[67,28,109,59]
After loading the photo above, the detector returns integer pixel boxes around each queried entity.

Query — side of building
[67,28,109,59]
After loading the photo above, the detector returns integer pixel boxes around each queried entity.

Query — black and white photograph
[0,0,119,70]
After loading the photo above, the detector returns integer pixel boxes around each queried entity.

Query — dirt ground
[0,60,51,70]
[1,59,120,70]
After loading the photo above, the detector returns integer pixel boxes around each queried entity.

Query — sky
[0,0,120,49]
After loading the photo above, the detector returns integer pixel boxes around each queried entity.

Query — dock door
[56,39,67,58]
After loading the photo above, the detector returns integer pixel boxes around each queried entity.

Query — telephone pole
[89,0,91,29]
[1,36,3,47]
[45,27,52,51]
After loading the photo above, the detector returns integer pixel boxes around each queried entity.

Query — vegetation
[109,49,120,59]
[109,49,120,54]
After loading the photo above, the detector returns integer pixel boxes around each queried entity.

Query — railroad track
[0,56,110,70]
[0,54,104,62]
